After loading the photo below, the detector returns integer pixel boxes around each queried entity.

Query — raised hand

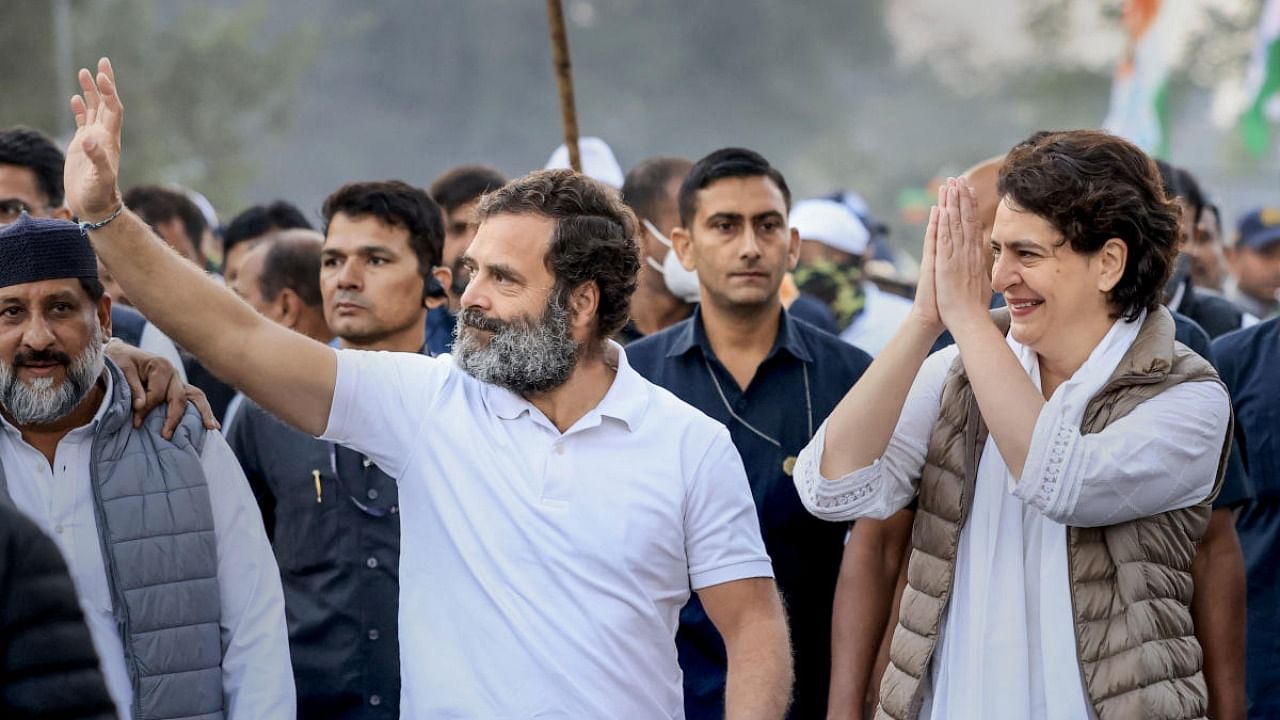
[65,58,124,222]
[934,177,993,333]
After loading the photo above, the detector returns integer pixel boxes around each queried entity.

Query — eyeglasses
[0,198,35,224]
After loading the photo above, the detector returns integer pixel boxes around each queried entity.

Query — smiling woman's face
[989,198,1121,357]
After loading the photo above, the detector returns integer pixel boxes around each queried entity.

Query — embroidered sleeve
[1011,407,1083,519]
[1013,380,1230,527]
[793,421,891,521]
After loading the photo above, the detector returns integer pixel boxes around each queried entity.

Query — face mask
[642,219,700,303]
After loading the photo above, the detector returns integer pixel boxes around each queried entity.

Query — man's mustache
[458,308,509,334]
[329,291,368,307]
[14,349,72,367]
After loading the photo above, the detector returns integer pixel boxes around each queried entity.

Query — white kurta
[0,372,294,720]
[795,313,1230,719]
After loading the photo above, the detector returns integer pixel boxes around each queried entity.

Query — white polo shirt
[322,342,772,719]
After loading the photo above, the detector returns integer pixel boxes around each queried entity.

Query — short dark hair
[258,233,323,307]
[0,127,66,207]
[1154,160,1207,224]
[124,185,208,249]
[322,181,446,290]
[223,200,312,254]
[475,169,640,341]
[678,147,791,227]
[998,130,1180,322]
[622,156,693,224]
[1203,201,1222,235]
[429,165,508,215]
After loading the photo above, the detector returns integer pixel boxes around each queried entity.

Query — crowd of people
[0,56,1276,720]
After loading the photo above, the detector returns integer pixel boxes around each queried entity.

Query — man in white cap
[789,198,913,356]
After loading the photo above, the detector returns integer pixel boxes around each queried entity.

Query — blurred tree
[0,0,317,213]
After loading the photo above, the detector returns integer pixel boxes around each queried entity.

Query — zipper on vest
[89,427,141,719]
[1065,540,1098,716]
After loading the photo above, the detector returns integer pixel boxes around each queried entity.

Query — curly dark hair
[322,181,445,295]
[997,130,1180,321]
[474,169,640,342]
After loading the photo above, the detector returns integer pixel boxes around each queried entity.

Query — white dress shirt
[795,314,1230,719]
[322,342,772,719]
[0,372,294,720]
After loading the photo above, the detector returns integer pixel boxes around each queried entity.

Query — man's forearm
[724,614,793,720]
[827,570,881,720]
[828,514,913,720]
[1193,508,1247,720]
[88,210,336,435]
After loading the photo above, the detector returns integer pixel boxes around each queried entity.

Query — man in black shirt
[229,180,448,718]
[628,148,872,719]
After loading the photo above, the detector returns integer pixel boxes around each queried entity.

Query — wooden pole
[545,0,581,173]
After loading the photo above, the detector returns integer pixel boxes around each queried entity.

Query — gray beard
[0,325,107,426]
[452,294,579,396]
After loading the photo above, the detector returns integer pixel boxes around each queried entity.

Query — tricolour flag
[1241,0,1280,156]
[1104,0,1184,158]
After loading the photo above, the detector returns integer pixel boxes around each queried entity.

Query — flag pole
[545,0,582,173]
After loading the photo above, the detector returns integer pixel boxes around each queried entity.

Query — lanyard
[701,354,814,450]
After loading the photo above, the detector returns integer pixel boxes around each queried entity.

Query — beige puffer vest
[877,307,1231,720]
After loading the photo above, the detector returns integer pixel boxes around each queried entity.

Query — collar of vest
[97,359,136,438]
[987,304,1176,392]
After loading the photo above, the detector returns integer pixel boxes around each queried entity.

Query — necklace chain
[701,354,813,450]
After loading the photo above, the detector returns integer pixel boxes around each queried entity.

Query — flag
[1241,0,1280,156]
[1104,0,1184,158]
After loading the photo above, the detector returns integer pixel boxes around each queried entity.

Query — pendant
[782,456,797,476]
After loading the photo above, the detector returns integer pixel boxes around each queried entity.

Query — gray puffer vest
[0,359,224,720]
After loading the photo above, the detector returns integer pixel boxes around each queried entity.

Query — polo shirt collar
[483,340,648,433]
[665,304,813,364]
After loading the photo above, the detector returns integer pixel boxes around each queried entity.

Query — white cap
[789,198,870,256]
[543,136,624,189]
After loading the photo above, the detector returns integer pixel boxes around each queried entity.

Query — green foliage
[0,0,317,212]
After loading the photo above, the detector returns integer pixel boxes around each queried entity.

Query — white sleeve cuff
[691,559,777,591]
[793,421,886,521]
[318,347,352,442]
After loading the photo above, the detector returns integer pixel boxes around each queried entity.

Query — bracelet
[78,204,125,234]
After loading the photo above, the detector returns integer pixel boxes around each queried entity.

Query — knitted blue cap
[0,213,99,290]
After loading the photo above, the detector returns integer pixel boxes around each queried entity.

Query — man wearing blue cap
[0,214,294,719]
[1226,207,1280,320]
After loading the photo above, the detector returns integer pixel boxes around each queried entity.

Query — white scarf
[924,311,1146,720]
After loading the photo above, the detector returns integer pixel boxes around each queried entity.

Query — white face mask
[642,219,700,303]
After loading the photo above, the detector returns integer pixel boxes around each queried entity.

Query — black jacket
[1174,277,1247,339]
[0,503,115,719]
